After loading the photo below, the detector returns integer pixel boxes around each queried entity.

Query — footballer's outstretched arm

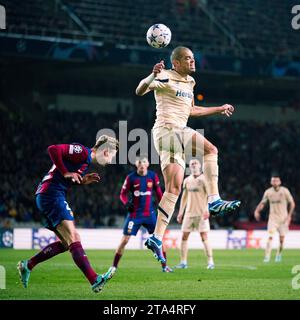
[135,60,165,96]
[190,100,235,118]
[254,190,269,221]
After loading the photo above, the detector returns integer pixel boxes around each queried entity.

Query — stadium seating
[2,0,299,58]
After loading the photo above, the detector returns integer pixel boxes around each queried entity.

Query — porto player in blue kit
[17,135,119,293]
[105,156,173,279]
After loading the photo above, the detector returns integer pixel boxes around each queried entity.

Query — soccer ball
[146,24,172,48]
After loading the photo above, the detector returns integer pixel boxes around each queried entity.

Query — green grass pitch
[0,249,299,300]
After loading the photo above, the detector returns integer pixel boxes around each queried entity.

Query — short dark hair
[271,172,280,178]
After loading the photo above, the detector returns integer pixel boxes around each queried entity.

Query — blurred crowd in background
[1,107,299,229]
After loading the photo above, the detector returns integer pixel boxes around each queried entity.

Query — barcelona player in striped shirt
[17,135,119,293]
[105,155,173,279]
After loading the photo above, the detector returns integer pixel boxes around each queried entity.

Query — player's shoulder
[167,69,195,84]
[281,186,291,193]
[126,171,137,180]
[184,175,192,183]
[265,187,272,193]
[187,74,196,84]
[147,170,159,179]
[154,69,171,82]
[198,174,206,184]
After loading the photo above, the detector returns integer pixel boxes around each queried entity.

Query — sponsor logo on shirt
[134,190,151,197]
[175,90,193,99]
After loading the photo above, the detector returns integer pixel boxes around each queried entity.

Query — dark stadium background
[0,0,300,231]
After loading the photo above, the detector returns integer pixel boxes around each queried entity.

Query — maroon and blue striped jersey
[120,170,163,218]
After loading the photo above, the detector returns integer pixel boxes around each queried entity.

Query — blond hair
[94,135,119,151]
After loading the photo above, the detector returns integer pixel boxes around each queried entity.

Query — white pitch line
[217,264,257,270]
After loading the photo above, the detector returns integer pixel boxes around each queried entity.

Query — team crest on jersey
[73,145,82,153]
[147,181,153,188]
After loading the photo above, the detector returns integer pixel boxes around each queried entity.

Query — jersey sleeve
[148,70,169,92]
[261,190,269,205]
[153,173,163,202]
[47,144,88,176]
[65,144,89,163]
[285,188,294,204]
[120,175,131,205]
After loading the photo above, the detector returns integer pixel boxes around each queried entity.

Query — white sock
[208,194,220,204]
[153,234,162,241]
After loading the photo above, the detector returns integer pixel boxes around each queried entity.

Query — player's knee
[201,233,208,241]
[122,236,130,246]
[182,234,189,241]
[167,184,181,195]
[208,145,218,155]
[280,236,285,243]
[68,231,81,244]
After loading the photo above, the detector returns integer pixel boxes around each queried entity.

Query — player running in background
[17,135,119,293]
[254,174,295,262]
[175,159,214,270]
[136,46,240,263]
[105,156,173,279]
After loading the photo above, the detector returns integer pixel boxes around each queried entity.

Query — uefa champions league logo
[291,5,300,30]
[2,231,13,247]
[0,5,6,29]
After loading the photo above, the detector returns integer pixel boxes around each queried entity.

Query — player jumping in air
[175,159,215,270]
[105,156,173,279]
[254,174,295,262]
[17,135,119,293]
[136,46,240,263]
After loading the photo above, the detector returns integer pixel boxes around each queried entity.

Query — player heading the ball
[136,46,241,263]
[17,135,119,293]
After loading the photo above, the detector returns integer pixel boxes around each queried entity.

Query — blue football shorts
[36,193,74,231]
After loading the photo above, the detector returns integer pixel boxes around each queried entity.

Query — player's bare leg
[275,235,284,262]
[56,220,109,292]
[191,131,241,216]
[201,232,214,269]
[175,232,190,269]
[145,163,184,263]
[264,236,273,262]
